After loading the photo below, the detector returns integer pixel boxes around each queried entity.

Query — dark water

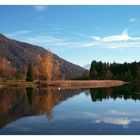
[0,84,140,135]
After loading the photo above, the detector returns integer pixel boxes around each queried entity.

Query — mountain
[0,33,88,80]
[83,64,90,70]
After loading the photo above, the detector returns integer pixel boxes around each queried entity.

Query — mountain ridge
[0,33,88,80]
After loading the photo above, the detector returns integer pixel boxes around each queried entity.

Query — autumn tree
[34,52,61,81]
[34,54,48,80]
[0,57,15,80]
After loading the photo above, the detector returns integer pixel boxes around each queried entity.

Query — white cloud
[14,29,140,50]
[102,29,131,42]
[6,30,32,37]
[129,18,137,23]
[90,36,101,41]
[104,42,140,49]
[6,28,140,50]
[23,35,86,50]
[34,6,47,11]
[83,42,100,47]
[84,28,140,49]
[26,35,66,45]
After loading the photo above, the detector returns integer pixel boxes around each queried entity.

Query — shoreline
[39,80,127,89]
[0,80,128,89]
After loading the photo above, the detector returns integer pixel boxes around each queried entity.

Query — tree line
[90,60,140,81]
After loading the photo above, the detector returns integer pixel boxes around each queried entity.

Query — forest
[90,60,140,82]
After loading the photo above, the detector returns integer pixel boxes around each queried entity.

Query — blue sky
[0,5,140,66]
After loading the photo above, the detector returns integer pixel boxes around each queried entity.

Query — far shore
[0,80,128,89]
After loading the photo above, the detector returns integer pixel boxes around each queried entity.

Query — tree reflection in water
[0,83,140,129]
[0,87,83,128]
[90,83,140,102]
[26,88,33,106]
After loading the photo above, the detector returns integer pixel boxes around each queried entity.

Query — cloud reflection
[83,110,140,126]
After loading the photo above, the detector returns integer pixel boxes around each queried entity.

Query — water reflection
[26,88,33,106]
[90,83,140,102]
[0,83,140,134]
[0,87,83,128]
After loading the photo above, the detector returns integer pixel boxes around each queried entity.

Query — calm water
[0,84,140,135]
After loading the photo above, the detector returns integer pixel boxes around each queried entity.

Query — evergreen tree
[92,68,98,80]
[136,66,140,80]
[89,60,140,81]
[26,62,34,82]
[104,69,113,80]
[90,61,95,79]
[124,70,133,82]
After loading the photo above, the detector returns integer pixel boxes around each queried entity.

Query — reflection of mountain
[90,83,140,102]
[0,87,83,128]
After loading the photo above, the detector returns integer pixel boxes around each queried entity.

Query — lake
[0,83,140,135]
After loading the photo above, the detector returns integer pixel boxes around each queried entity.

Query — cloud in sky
[90,36,101,40]
[101,29,130,42]
[27,35,66,45]
[90,29,136,42]
[84,28,140,48]
[129,18,138,23]
[34,6,47,12]
[6,30,88,50]
[22,35,85,50]
[6,30,32,37]
[6,28,140,50]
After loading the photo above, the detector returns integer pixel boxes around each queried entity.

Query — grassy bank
[0,80,127,89]
[39,80,127,89]
[0,80,37,88]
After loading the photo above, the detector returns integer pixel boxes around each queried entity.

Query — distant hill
[0,33,88,80]
[83,64,90,70]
